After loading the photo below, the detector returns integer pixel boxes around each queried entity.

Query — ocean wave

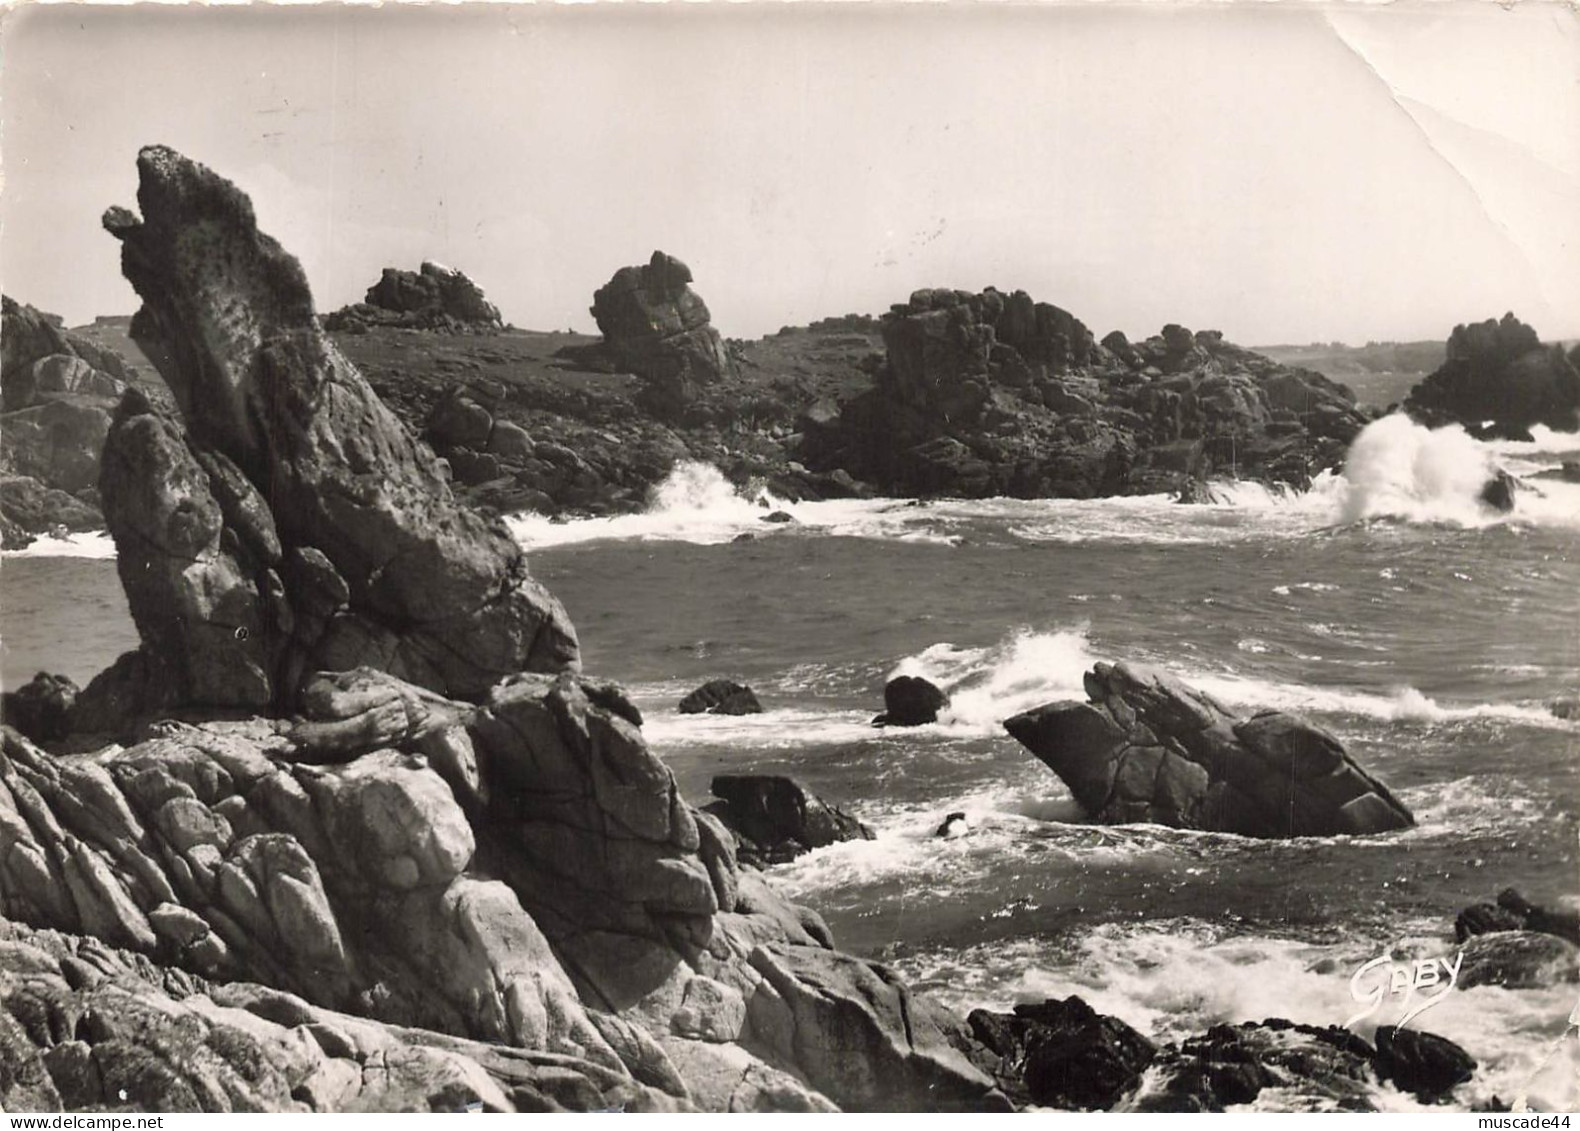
[641,627,1571,758]
[890,627,1570,736]
[1336,415,1580,529]
[506,461,964,548]
[893,921,1580,1112]
[0,531,117,559]
[639,706,881,750]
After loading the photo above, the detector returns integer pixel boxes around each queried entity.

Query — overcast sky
[2,2,1576,346]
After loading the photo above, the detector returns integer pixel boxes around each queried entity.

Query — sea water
[4,417,1578,1110]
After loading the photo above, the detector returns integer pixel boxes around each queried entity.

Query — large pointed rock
[87,146,576,720]
[1004,661,1413,838]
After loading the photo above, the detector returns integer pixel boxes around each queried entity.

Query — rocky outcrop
[704,776,874,868]
[3,146,1010,1115]
[324,262,503,333]
[0,296,134,547]
[87,146,578,724]
[589,251,732,419]
[1003,661,1413,838]
[966,997,1155,1110]
[1132,1020,1382,1112]
[1,673,79,744]
[678,680,762,716]
[1404,313,1580,439]
[1456,931,1579,990]
[1373,1026,1476,1103]
[873,675,949,727]
[0,918,683,1113]
[1456,888,1580,946]
[798,287,1367,500]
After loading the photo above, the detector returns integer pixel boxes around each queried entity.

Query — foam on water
[895,921,1580,1112]
[639,706,880,749]
[642,623,1572,755]
[506,460,963,548]
[1337,415,1580,528]
[1,530,117,559]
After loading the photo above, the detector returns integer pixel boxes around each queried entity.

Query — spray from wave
[506,460,963,548]
[1335,415,1580,528]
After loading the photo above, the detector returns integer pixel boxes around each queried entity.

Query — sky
[1,1,1576,347]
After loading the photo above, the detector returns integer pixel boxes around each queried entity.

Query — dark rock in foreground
[0,672,78,743]
[874,675,949,727]
[1404,312,1580,439]
[1374,1026,1476,1103]
[1003,661,1413,838]
[966,997,1155,1110]
[589,251,732,418]
[1133,1019,1379,1112]
[678,679,762,716]
[706,775,874,867]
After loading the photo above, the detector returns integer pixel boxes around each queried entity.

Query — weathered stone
[678,680,762,716]
[707,776,873,867]
[873,675,949,727]
[95,146,577,714]
[1005,661,1412,838]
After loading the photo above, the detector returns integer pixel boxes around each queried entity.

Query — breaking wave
[1335,415,1580,528]
[0,531,117,559]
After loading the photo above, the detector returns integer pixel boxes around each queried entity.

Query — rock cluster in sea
[797,289,1369,499]
[1004,660,1414,838]
[1404,312,1580,440]
[0,297,134,547]
[324,261,504,333]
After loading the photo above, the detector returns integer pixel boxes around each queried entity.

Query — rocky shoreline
[1,147,1574,1113]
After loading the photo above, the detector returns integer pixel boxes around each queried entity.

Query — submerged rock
[1003,661,1413,838]
[678,680,762,716]
[874,675,949,727]
[706,775,874,867]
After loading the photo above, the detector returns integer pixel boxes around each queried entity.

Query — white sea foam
[506,460,965,548]
[1,531,117,559]
[643,624,1570,756]
[896,922,1580,1112]
[639,706,881,749]
[1337,415,1580,528]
